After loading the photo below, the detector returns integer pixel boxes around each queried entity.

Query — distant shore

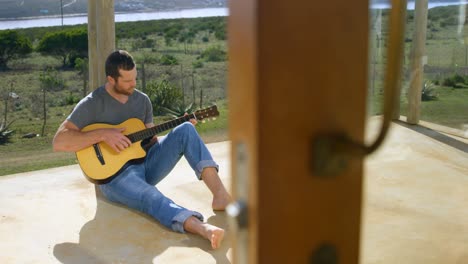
[0,12,88,22]
[0,5,228,22]
[0,7,228,30]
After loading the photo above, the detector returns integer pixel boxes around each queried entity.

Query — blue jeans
[99,122,219,233]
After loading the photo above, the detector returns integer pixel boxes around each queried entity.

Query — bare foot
[204,224,225,249]
[183,216,225,249]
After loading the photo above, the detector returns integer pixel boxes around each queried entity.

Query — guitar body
[76,118,147,184]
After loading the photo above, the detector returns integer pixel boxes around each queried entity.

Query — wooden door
[228,0,369,263]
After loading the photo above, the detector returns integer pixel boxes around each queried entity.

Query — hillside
[0,0,227,20]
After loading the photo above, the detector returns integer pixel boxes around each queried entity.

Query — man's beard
[112,83,134,96]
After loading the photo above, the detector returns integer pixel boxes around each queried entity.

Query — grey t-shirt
[67,86,153,129]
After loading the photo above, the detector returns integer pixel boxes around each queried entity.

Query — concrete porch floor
[361,120,468,264]
[0,121,467,263]
[0,141,233,264]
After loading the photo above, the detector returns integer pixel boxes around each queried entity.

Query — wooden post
[87,0,97,91]
[228,0,258,262]
[229,0,368,262]
[87,0,115,202]
[87,0,115,91]
[407,0,428,124]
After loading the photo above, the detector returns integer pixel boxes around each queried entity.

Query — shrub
[442,74,466,88]
[442,16,459,26]
[159,54,178,65]
[64,92,80,105]
[442,76,455,87]
[452,74,465,84]
[161,102,195,118]
[199,45,227,62]
[454,83,468,89]
[146,80,184,115]
[132,38,155,50]
[0,121,14,145]
[421,80,438,101]
[214,26,226,40]
[192,60,204,69]
[40,68,66,92]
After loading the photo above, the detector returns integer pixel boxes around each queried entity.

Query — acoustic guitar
[76,105,219,184]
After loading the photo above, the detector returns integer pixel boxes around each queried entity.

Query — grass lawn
[418,87,468,128]
[371,85,468,130]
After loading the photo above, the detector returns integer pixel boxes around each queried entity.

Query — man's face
[112,67,137,96]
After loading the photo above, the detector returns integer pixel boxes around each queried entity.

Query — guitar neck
[126,113,195,143]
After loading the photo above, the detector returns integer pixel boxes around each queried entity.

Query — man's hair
[105,50,136,81]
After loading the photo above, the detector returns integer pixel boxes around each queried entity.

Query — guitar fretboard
[126,113,196,143]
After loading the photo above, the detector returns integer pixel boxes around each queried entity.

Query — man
[52,50,231,249]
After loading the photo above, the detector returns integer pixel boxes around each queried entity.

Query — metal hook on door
[311,0,407,177]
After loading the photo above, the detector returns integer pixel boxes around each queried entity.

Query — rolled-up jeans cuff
[195,160,219,180]
[172,210,204,233]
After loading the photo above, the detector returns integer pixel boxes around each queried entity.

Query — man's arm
[52,120,131,153]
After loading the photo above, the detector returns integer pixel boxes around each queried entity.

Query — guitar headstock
[194,105,220,121]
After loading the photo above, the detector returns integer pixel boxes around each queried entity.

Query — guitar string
[127,112,204,142]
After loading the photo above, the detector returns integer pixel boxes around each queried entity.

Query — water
[0,7,228,30]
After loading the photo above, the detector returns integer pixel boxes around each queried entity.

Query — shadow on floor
[53,188,231,264]
[394,120,468,153]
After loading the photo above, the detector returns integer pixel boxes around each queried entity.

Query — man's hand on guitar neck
[184,112,197,126]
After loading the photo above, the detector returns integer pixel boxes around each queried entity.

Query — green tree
[36,28,88,68]
[0,30,33,70]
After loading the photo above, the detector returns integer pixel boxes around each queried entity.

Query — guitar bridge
[93,144,106,165]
